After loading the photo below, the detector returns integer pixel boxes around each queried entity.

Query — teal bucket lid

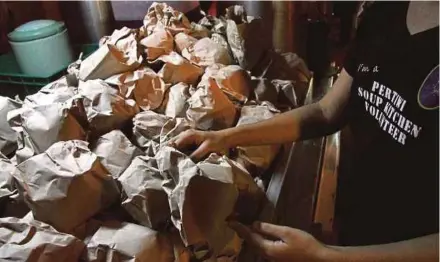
[8,20,66,42]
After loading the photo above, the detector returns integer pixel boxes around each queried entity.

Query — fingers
[189,141,210,161]
[229,221,282,258]
[252,221,289,241]
[169,130,195,150]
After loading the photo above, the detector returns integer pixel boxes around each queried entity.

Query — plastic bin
[0,44,98,97]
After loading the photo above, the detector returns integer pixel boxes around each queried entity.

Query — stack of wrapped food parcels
[0,3,311,261]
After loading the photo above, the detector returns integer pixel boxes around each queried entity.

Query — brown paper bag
[197,16,227,35]
[79,79,140,137]
[174,32,198,53]
[234,102,281,176]
[252,78,300,109]
[224,6,270,71]
[143,2,191,37]
[1,155,29,218]
[23,77,77,109]
[0,153,17,202]
[79,44,142,81]
[210,65,252,103]
[188,22,211,39]
[156,147,264,258]
[86,221,174,262]
[7,99,86,164]
[182,37,233,68]
[186,78,237,131]
[156,52,204,85]
[106,67,169,111]
[91,130,143,179]
[13,140,120,233]
[0,96,21,156]
[100,27,141,65]
[118,155,170,229]
[155,82,190,118]
[0,217,85,262]
[251,51,311,88]
[140,26,174,61]
[133,111,191,154]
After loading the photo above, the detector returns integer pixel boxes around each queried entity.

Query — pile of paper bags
[0,2,310,261]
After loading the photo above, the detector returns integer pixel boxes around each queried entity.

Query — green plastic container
[8,20,73,78]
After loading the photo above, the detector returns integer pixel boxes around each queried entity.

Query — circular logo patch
[418,65,439,110]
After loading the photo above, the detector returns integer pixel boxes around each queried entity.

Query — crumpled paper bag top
[234,102,281,176]
[251,51,311,86]
[91,130,143,179]
[196,63,224,89]
[0,217,85,262]
[24,84,76,108]
[0,153,17,201]
[140,26,174,61]
[100,26,141,64]
[252,78,300,109]
[186,78,237,131]
[225,13,269,71]
[174,32,198,53]
[143,2,191,36]
[182,37,233,68]
[210,65,252,103]
[0,96,21,156]
[7,99,86,164]
[119,155,170,229]
[14,140,120,233]
[79,44,142,81]
[198,16,227,35]
[155,82,190,118]
[156,51,204,85]
[106,67,169,111]
[79,79,140,137]
[155,147,265,259]
[86,220,174,262]
[133,110,191,154]
[188,22,211,39]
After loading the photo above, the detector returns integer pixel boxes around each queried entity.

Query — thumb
[252,222,288,241]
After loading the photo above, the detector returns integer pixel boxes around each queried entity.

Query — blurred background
[0,1,360,74]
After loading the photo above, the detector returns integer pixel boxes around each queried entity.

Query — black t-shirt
[337,2,439,246]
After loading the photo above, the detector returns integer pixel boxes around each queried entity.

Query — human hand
[168,129,229,160]
[229,221,329,262]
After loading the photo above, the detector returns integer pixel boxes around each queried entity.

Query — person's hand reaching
[168,129,230,161]
[229,221,330,262]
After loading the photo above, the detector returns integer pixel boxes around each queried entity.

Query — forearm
[321,234,439,262]
[219,102,338,148]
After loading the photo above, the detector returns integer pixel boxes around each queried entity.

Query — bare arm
[172,69,353,159]
[230,221,438,262]
[222,69,353,148]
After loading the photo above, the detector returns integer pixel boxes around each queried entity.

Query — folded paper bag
[119,155,170,230]
[106,67,169,111]
[155,82,190,118]
[79,44,142,81]
[14,140,120,233]
[157,51,204,85]
[7,99,86,164]
[85,221,174,262]
[0,96,21,156]
[186,78,237,131]
[91,130,143,179]
[79,79,140,137]
[0,217,85,262]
